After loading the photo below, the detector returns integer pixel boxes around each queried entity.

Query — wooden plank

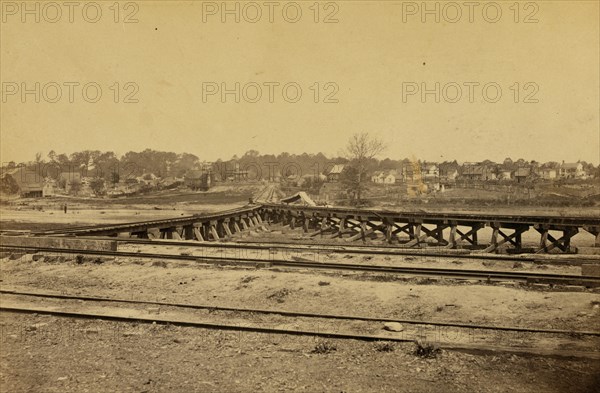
[449,225,457,248]
[222,222,233,237]
[210,225,220,241]
[193,228,204,242]
[484,226,528,253]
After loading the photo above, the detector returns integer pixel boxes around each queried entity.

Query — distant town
[1,149,597,201]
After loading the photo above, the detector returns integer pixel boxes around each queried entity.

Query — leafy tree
[69,181,81,195]
[89,178,105,196]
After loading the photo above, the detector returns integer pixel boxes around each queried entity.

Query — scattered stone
[240,276,258,284]
[383,322,404,332]
[374,341,395,352]
[312,340,336,354]
[152,261,167,268]
[267,288,291,303]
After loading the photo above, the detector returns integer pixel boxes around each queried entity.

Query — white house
[559,162,584,179]
[421,164,439,179]
[371,172,384,183]
[540,168,557,180]
[499,170,512,181]
[371,170,397,184]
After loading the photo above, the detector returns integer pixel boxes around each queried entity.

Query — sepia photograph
[0,1,599,392]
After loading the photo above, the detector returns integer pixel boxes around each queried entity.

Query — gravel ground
[1,313,600,393]
[1,252,600,392]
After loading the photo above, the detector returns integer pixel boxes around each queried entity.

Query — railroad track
[3,289,598,336]
[97,237,521,260]
[88,236,600,264]
[2,245,600,287]
[2,289,599,359]
[27,205,259,236]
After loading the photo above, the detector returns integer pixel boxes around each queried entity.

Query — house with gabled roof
[460,163,495,181]
[559,162,584,179]
[327,164,345,182]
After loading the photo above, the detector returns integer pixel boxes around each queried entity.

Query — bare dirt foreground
[1,254,600,393]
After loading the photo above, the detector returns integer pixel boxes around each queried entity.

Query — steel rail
[2,289,599,336]
[2,245,599,286]
[2,305,599,360]
[87,236,536,261]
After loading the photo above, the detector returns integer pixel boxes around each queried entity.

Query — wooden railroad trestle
[255,205,600,254]
[51,204,599,254]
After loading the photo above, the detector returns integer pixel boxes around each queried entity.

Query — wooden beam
[534,227,578,253]
[210,225,220,241]
[449,225,457,248]
[181,225,193,240]
[405,224,423,247]
[446,224,481,248]
[233,221,242,234]
[222,221,233,237]
[193,227,204,242]
[484,225,528,253]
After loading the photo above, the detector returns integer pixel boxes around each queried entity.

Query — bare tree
[343,133,385,204]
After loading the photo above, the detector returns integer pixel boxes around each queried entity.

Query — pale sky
[1,1,599,164]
